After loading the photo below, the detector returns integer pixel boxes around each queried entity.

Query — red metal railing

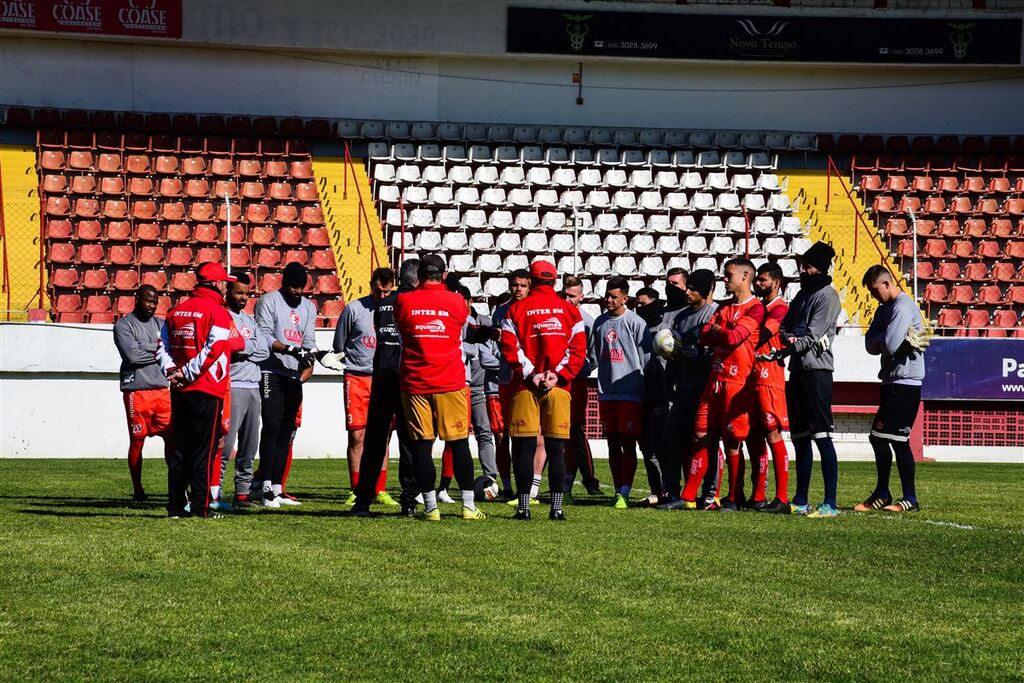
[342,141,380,271]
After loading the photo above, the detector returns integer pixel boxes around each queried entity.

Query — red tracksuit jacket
[157,286,244,399]
[393,281,469,395]
[499,284,586,392]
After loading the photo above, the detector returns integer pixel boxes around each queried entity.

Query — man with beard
[560,275,601,497]
[633,286,668,505]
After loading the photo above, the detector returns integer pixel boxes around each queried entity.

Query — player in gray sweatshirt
[857,265,926,513]
[591,276,651,508]
[777,241,843,517]
[255,262,318,507]
[214,273,271,509]
[112,284,172,501]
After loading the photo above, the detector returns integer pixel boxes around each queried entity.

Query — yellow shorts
[400,387,470,441]
[508,387,571,439]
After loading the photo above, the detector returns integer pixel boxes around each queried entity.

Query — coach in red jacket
[157,263,244,518]
[500,260,586,521]
[393,254,485,521]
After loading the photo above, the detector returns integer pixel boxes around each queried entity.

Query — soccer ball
[473,476,499,502]
[653,328,682,360]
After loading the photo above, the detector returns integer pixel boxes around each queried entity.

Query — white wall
[1,35,1021,134]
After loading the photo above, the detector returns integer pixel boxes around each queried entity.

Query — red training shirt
[393,281,469,395]
[700,295,765,386]
[500,284,586,391]
[753,296,789,389]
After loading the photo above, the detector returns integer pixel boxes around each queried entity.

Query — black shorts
[785,369,834,440]
[871,384,921,443]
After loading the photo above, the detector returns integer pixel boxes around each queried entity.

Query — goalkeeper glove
[906,327,931,352]
[284,345,315,361]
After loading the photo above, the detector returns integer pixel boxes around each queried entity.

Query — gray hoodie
[781,283,842,373]
[864,292,925,386]
[229,310,271,389]
[256,290,317,379]
[333,295,377,375]
[590,309,651,402]
[113,313,168,391]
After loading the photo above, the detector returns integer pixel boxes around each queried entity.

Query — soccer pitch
[0,460,1021,682]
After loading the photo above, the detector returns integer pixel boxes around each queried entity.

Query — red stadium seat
[158,177,183,198]
[165,223,191,243]
[871,195,895,215]
[85,295,111,314]
[963,262,989,281]
[319,299,345,326]
[132,200,157,220]
[235,138,259,156]
[46,219,73,239]
[897,196,921,214]
[960,176,986,194]
[265,161,288,179]
[963,219,988,237]
[305,228,329,246]
[300,206,324,225]
[69,175,96,195]
[937,219,961,237]
[195,247,222,264]
[278,227,303,245]
[68,151,95,171]
[978,285,1003,305]
[273,205,299,224]
[78,244,105,265]
[1007,285,1024,305]
[935,307,963,333]
[962,308,990,336]
[859,175,882,192]
[990,219,1014,238]
[1005,241,1024,259]
[172,114,199,133]
[186,179,211,198]
[259,272,283,293]
[43,174,68,194]
[290,160,313,180]
[116,295,136,315]
[100,176,125,196]
[155,296,172,316]
[950,240,973,258]
[55,293,82,315]
[126,155,151,175]
[916,261,936,280]
[243,297,257,316]
[977,240,1002,258]
[135,223,161,241]
[294,182,318,201]
[82,269,109,290]
[102,200,129,219]
[180,136,205,155]
[923,239,948,258]
[268,182,293,200]
[38,129,65,148]
[948,284,975,304]
[238,159,262,178]
[193,223,218,244]
[992,262,1016,282]
[922,197,947,215]
[129,176,155,197]
[228,248,251,267]
[150,133,176,152]
[250,227,275,245]
[141,271,168,291]
[287,139,310,157]
[910,176,933,193]
[974,198,999,215]
[40,150,66,170]
[949,196,973,215]
[167,246,194,266]
[1005,198,1024,216]
[245,204,271,224]
[256,248,282,268]
[212,180,238,198]
[936,262,961,281]
[45,196,71,216]
[123,131,148,149]
[988,309,1019,337]
[283,249,308,266]
[138,245,165,266]
[895,239,915,258]
[107,221,132,241]
[231,116,257,135]
[217,203,241,223]
[885,175,908,192]
[113,269,140,291]
[221,224,245,244]
[316,274,341,294]
[914,219,936,236]
[74,220,102,240]
[188,202,215,222]
[261,138,286,157]
[159,202,186,222]
[170,272,197,291]
[935,177,959,194]
[210,157,234,177]
[51,267,79,288]
[241,181,265,199]
[988,177,1011,194]
[154,155,178,174]
[198,115,225,134]
[109,245,135,265]
[311,250,335,270]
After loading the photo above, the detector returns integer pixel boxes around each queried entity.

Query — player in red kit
[746,262,792,513]
[681,258,765,511]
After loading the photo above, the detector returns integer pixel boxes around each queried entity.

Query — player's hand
[285,345,315,361]
[167,370,186,390]
[906,327,931,351]
[755,351,776,363]
[814,335,831,352]
[541,371,559,390]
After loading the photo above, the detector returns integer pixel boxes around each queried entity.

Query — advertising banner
[922,339,1024,401]
[0,0,182,39]
[508,7,1023,65]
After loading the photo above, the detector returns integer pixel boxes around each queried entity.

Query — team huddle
[113,241,928,521]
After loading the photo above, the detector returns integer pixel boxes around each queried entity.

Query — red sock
[682,444,709,502]
[281,441,294,490]
[748,439,769,503]
[714,448,725,499]
[375,464,388,495]
[350,468,360,490]
[211,447,223,489]
[770,439,789,503]
[726,452,744,503]
[127,438,145,495]
[441,446,454,478]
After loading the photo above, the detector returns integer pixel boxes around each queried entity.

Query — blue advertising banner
[923,339,1024,401]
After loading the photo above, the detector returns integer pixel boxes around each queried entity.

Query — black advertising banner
[507,7,1023,65]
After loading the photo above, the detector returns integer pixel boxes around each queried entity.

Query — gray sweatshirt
[332,295,376,375]
[229,310,271,389]
[590,309,651,402]
[492,301,514,386]
[781,283,842,373]
[667,303,718,398]
[256,290,317,379]
[113,313,168,391]
[864,292,925,386]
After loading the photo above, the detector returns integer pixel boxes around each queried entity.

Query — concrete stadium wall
[1,33,1021,134]
[0,322,1015,462]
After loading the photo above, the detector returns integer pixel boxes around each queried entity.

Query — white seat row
[353,121,814,151]
[377,184,793,213]
[374,164,782,193]
[368,144,777,170]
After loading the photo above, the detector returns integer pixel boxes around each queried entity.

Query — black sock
[815,436,839,508]
[438,475,452,492]
[792,437,813,506]
[869,435,893,499]
[513,436,536,510]
[546,438,566,494]
[412,440,436,494]
[892,441,917,503]
[447,438,476,492]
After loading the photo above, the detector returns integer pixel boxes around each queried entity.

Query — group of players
[114,240,927,520]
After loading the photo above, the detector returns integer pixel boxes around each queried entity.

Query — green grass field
[0,459,1021,682]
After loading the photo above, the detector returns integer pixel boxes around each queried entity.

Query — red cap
[196,262,237,283]
[529,259,557,279]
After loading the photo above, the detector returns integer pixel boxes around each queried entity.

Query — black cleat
[746,499,769,512]
[584,481,604,496]
[656,497,688,511]
[400,503,418,518]
[549,509,567,522]
[351,503,372,518]
[132,492,148,503]
[719,500,740,512]
[761,498,791,514]
[513,508,532,521]
[234,496,257,509]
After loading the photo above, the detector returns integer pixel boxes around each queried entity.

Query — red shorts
[295,402,303,429]
[221,390,232,434]
[752,383,789,433]
[343,373,372,430]
[123,388,172,439]
[487,395,505,434]
[570,378,589,421]
[599,399,642,437]
[694,380,752,441]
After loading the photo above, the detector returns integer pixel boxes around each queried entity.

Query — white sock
[461,490,476,511]
[530,475,542,499]
[422,490,438,512]
[210,485,220,501]
[263,480,272,493]
[272,484,282,496]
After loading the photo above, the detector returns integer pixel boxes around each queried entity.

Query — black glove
[284,345,314,361]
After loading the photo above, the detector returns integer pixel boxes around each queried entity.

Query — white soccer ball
[653,328,682,360]
[474,476,499,501]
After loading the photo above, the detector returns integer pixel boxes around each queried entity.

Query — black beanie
[282,261,307,288]
[686,269,715,299]
[799,241,835,274]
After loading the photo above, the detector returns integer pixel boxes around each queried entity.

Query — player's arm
[717,304,764,347]
[787,290,840,353]
[113,322,159,365]
[864,308,886,356]
[249,321,272,363]
[156,320,177,375]
[880,301,916,355]
[332,305,351,353]
[255,296,288,354]
[179,318,234,383]
[756,303,787,347]
[554,310,586,384]
[636,317,653,368]
[500,316,534,378]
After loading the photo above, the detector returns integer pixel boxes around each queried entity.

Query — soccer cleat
[248,480,263,499]
[807,503,840,518]
[719,499,740,513]
[209,499,235,513]
[461,506,486,520]
[760,498,791,514]
[277,495,301,506]
[746,499,769,512]
[374,491,399,507]
[584,481,603,495]
[437,489,456,504]
[883,498,920,513]
[204,512,225,520]
[400,503,418,518]
[613,494,628,510]
[421,508,441,521]
[854,494,892,513]
[343,492,357,506]
[549,509,567,522]
[280,492,300,503]
[507,496,539,507]
[702,499,721,512]
[656,497,687,511]
[351,503,371,518]
[789,503,810,515]
[642,494,661,507]
[262,491,280,508]
[512,508,532,521]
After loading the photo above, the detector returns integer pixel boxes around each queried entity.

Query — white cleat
[262,492,280,508]
[277,496,302,506]
[436,489,456,504]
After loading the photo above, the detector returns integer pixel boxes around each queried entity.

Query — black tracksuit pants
[356,370,417,506]
[259,372,303,487]
[168,391,223,518]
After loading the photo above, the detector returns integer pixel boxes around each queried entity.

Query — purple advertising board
[923,339,1024,401]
